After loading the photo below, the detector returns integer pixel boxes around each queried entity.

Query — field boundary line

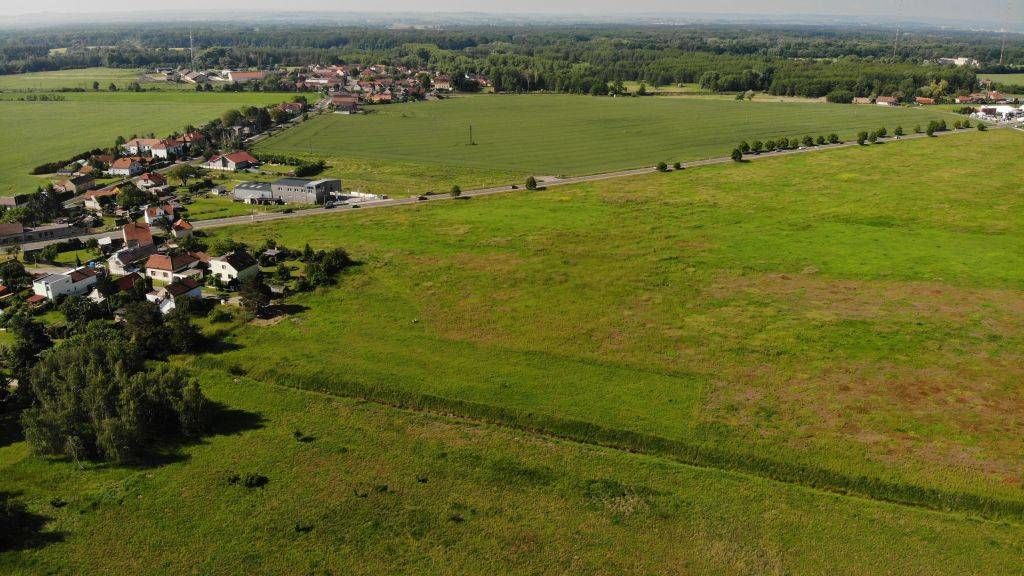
[193,355,1024,524]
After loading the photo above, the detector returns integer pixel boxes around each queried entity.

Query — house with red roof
[204,151,260,171]
[110,158,143,177]
[136,172,167,190]
[144,253,201,283]
[122,222,154,248]
[171,219,194,239]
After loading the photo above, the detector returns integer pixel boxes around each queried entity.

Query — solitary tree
[731,148,743,162]
[450,185,462,198]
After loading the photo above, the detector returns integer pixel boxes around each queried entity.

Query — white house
[32,267,98,301]
[109,158,143,177]
[210,250,259,284]
[145,277,203,314]
[144,253,201,283]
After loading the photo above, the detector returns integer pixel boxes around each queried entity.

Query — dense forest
[0,24,1019,98]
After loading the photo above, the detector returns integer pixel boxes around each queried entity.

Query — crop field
[4,370,1022,574]
[254,94,955,195]
[0,91,295,195]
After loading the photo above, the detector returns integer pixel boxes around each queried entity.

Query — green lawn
[0,68,152,91]
[981,73,1024,86]
[254,94,956,195]
[0,91,298,196]
[2,369,1022,575]
[183,196,302,221]
[4,129,1024,573]
[211,129,1024,511]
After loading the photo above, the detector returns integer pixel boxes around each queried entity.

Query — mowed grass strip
[2,371,1022,575]
[0,67,147,91]
[255,94,956,185]
[209,129,1024,509]
[0,91,295,195]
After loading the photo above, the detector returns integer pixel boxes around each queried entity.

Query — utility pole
[892,0,903,60]
[468,124,475,146]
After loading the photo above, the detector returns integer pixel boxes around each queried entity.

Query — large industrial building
[232,178,341,205]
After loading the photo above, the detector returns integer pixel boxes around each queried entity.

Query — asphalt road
[23,127,986,252]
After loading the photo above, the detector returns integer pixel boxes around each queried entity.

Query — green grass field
[981,73,1024,86]
[254,94,956,195]
[0,91,297,195]
[4,369,1022,575]
[3,126,1024,574]
[0,67,183,92]
[218,129,1024,507]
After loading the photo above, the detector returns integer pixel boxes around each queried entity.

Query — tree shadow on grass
[0,491,65,552]
[0,412,24,449]
[100,402,267,471]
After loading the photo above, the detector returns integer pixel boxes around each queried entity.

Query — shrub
[825,88,855,104]
[802,135,814,147]
[672,162,682,170]
[656,162,668,172]
[876,127,887,138]
[738,141,750,154]
[857,131,869,145]
[731,148,743,162]
[894,126,904,137]
[750,140,764,153]
[242,473,269,488]
[978,123,987,131]
[828,133,841,144]
[450,185,462,198]
[525,176,538,190]
[815,135,826,146]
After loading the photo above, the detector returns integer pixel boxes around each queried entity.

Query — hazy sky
[5,0,1016,21]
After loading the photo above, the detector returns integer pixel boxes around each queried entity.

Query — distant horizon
[2,5,1021,34]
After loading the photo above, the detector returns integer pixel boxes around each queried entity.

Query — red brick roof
[114,272,144,292]
[164,277,201,297]
[172,219,193,231]
[145,253,198,272]
[122,222,153,246]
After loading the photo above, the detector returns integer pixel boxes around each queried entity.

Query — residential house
[136,172,167,190]
[146,277,203,314]
[330,91,359,112]
[183,71,209,84]
[204,151,260,171]
[0,194,32,208]
[143,203,178,225]
[144,253,201,283]
[915,97,936,105]
[0,223,25,245]
[150,138,186,159]
[171,219,193,239]
[122,138,163,156]
[278,102,306,115]
[227,71,267,84]
[107,244,157,276]
[122,222,154,247]
[433,75,452,91]
[210,250,259,284]
[54,175,96,194]
[875,96,899,107]
[88,272,144,303]
[32,267,98,301]
[110,158,143,177]
[82,186,122,213]
[20,223,75,243]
